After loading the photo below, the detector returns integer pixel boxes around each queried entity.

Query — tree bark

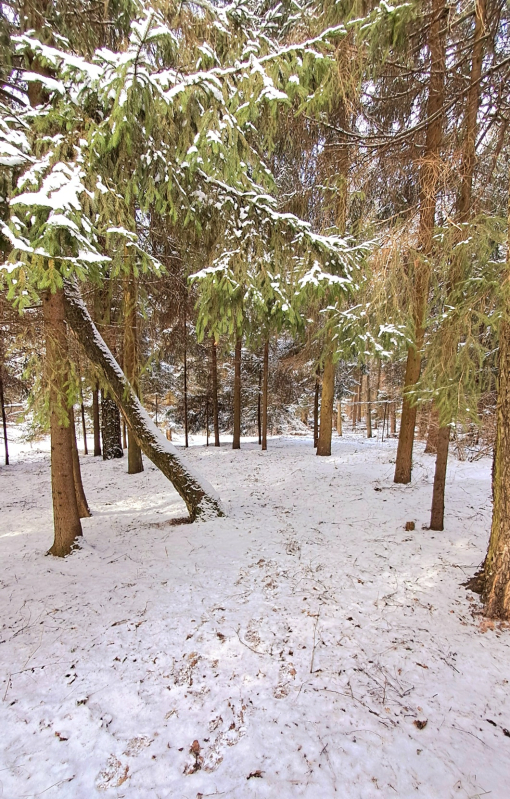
[430,425,449,530]
[71,406,91,519]
[63,281,223,520]
[394,0,448,484]
[425,405,439,453]
[232,335,242,449]
[43,287,83,556]
[0,349,8,466]
[101,391,123,459]
[257,368,262,446]
[80,399,88,456]
[337,399,342,436]
[211,339,220,447]
[92,383,101,456]
[390,401,396,437]
[262,340,269,451]
[317,352,335,456]
[183,303,189,448]
[314,369,320,446]
[365,368,373,439]
[123,273,143,473]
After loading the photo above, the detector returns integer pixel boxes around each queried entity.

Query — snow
[1,430,509,798]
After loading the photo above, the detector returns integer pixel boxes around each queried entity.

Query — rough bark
[425,405,439,453]
[430,425,449,530]
[0,349,8,466]
[101,391,123,460]
[63,281,223,520]
[313,370,320,446]
[70,406,91,519]
[92,383,101,456]
[262,340,269,451]
[365,369,373,439]
[123,274,143,474]
[43,287,83,556]
[317,352,335,457]
[211,339,220,447]
[394,0,448,484]
[482,320,510,618]
[183,304,189,449]
[233,336,242,450]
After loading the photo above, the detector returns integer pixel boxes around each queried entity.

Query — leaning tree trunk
[43,287,83,556]
[317,351,335,456]
[394,0,447,484]
[123,273,143,473]
[92,382,101,456]
[63,281,223,520]
[262,339,269,451]
[70,406,91,519]
[425,404,439,453]
[232,335,242,450]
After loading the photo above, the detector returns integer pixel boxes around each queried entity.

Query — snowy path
[1,433,509,798]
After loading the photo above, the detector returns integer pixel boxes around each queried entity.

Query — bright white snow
[1,430,509,798]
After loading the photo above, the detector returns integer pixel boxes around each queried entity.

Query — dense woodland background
[1,0,510,617]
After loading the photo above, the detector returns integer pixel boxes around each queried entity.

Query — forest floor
[1,429,510,799]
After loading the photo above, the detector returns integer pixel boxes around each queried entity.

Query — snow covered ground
[1,429,509,799]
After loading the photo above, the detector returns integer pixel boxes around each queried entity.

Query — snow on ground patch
[1,432,509,798]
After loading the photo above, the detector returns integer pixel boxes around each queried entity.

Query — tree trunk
[92,383,101,456]
[122,420,127,449]
[337,400,342,436]
[80,399,88,455]
[430,425,449,530]
[71,406,91,519]
[262,340,269,451]
[233,335,242,449]
[63,281,223,520]
[482,320,510,618]
[211,339,220,447]
[394,0,447,484]
[390,402,396,437]
[183,304,189,448]
[365,368,372,439]
[0,351,8,466]
[101,391,123,460]
[317,352,335,456]
[425,405,439,453]
[43,287,82,556]
[314,369,320,446]
[257,368,262,445]
[374,360,382,429]
[123,273,143,473]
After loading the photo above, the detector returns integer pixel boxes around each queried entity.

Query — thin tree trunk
[43,287,82,556]
[257,368,262,445]
[233,335,242,449]
[92,383,101,456]
[70,406,91,519]
[317,352,335,456]
[365,368,372,439]
[206,397,209,446]
[313,369,320,446]
[262,339,269,451]
[0,353,8,466]
[183,305,189,449]
[211,338,220,447]
[123,273,143,473]
[430,426,449,530]
[374,360,382,429]
[63,281,223,519]
[122,420,127,449]
[337,399,342,436]
[80,401,88,455]
[390,402,396,437]
[394,0,447,484]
